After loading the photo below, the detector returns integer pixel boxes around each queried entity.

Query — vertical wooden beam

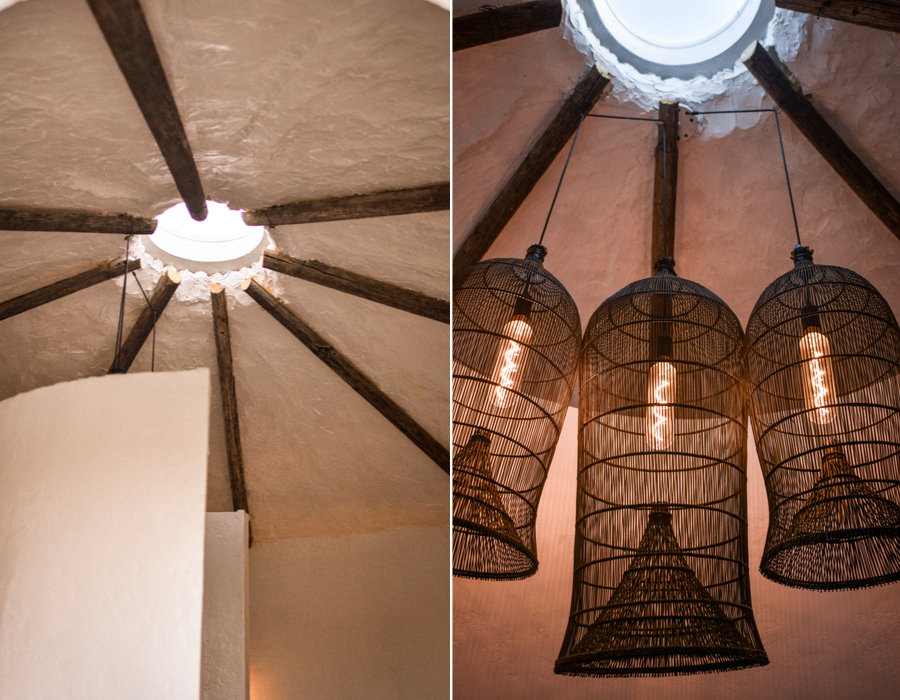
[241,278,450,474]
[453,0,563,51]
[210,285,250,516]
[108,267,181,373]
[651,99,679,273]
[0,259,141,321]
[742,41,900,239]
[775,1,900,34]
[85,0,208,221]
[453,63,613,274]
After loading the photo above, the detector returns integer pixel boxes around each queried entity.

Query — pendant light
[452,243,581,580]
[555,258,768,676]
[745,245,900,590]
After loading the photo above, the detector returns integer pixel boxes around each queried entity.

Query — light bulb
[799,324,836,424]
[491,313,533,408]
[646,358,676,449]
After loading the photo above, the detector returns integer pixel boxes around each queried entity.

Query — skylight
[153,201,264,263]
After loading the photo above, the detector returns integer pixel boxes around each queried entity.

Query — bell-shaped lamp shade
[452,244,581,580]
[555,263,768,676]
[745,245,900,590]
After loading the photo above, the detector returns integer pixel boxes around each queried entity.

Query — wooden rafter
[0,209,157,234]
[242,183,450,227]
[108,267,181,373]
[453,62,613,274]
[742,42,900,239]
[776,0,900,33]
[0,259,141,322]
[453,0,563,51]
[241,278,450,474]
[262,250,450,324]
[86,0,207,221]
[651,99,679,273]
[210,285,250,516]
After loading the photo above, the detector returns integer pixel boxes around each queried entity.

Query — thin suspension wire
[686,108,802,246]
[113,235,132,370]
[537,113,585,246]
[131,271,157,372]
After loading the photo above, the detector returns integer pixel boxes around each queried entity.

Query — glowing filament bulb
[491,315,533,408]
[799,327,836,424]
[646,360,676,449]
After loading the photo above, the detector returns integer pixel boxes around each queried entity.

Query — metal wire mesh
[452,245,581,580]
[746,246,900,590]
[556,266,768,676]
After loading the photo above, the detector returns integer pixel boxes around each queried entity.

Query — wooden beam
[0,209,157,234]
[453,63,613,274]
[454,0,563,51]
[108,267,181,373]
[0,259,141,322]
[242,183,450,227]
[776,0,900,33]
[210,285,250,515]
[241,278,450,474]
[85,0,207,221]
[651,99,679,273]
[742,42,900,239]
[263,250,450,324]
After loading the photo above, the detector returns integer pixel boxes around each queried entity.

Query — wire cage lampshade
[555,261,768,676]
[452,244,581,580]
[745,245,900,590]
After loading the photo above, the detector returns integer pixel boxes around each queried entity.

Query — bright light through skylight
[153,201,264,263]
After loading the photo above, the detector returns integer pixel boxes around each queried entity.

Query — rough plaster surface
[0,370,210,700]
[249,525,450,700]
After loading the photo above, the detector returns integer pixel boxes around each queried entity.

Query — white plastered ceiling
[0,0,450,542]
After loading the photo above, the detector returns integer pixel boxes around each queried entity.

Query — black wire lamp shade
[745,245,900,590]
[555,261,768,676]
[452,244,581,580]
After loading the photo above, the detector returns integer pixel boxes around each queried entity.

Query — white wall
[453,406,900,699]
[249,524,450,700]
[0,370,210,700]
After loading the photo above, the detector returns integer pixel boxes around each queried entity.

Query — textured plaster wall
[249,525,450,700]
[453,408,900,699]
[0,370,210,700]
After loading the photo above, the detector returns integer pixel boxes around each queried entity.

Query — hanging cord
[686,108,802,247]
[538,113,668,259]
[130,271,157,372]
[112,235,132,372]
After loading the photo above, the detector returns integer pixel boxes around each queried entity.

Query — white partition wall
[0,370,211,700]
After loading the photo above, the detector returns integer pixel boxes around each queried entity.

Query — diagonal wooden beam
[453,63,613,274]
[454,0,563,51]
[242,183,450,227]
[108,267,181,373]
[776,0,900,33]
[263,250,450,324]
[241,278,450,474]
[0,209,157,234]
[86,0,207,221]
[0,259,142,322]
[742,42,900,239]
[210,285,250,516]
[651,99,679,274]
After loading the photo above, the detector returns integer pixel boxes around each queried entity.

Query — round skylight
[153,201,264,263]
[578,0,775,79]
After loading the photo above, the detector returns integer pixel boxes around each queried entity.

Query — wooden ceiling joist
[453,63,613,274]
[242,278,451,474]
[776,0,900,34]
[242,183,450,227]
[210,285,251,516]
[0,259,141,322]
[0,209,157,234]
[86,0,208,222]
[108,267,181,373]
[651,99,679,274]
[453,0,563,51]
[263,250,450,324]
[742,42,900,239]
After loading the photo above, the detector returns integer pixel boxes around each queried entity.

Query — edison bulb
[491,314,533,408]
[799,326,836,424]
[646,360,676,449]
